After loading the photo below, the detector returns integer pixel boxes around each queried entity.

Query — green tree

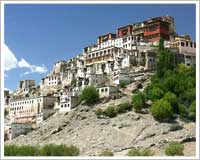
[132,92,146,112]
[163,92,178,113]
[178,104,188,119]
[188,101,196,121]
[148,87,164,100]
[80,86,99,105]
[150,99,173,121]
[156,38,177,77]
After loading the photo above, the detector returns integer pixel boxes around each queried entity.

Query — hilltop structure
[4,16,196,140]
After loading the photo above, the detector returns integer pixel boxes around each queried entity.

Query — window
[65,104,67,108]
[194,42,196,48]
[101,88,104,92]
[61,105,63,108]
[190,42,193,48]
[105,88,108,92]
[181,42,185,46]
[186,41,188,47]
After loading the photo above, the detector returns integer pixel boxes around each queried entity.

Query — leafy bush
[40,144,79,156]
[127,148,154,156]
[165,142,184,156]
[189,101,196,121]
[169,123,183,132]
[103,106,117,118]
[4,145,39,156]
[4,144,79,156]
[95,108,103,118]
[99,149,114,156]
[148,87,164,100]
[119,80,126,88]
[150,99,173,121]
[163,92,178,113]
[178,104,188,119]
[132,92,146,112]
[80,86,99,105]
[117,101,132,113]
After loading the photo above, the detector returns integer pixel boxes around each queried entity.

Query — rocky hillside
[7,100,195,156]
[6,74,196,156]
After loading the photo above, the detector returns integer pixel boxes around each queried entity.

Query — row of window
[10,99,41,106]
[180,41,196,48]
[10,106,24,111]
[87,36,137,52]
[48,81,57,85]
[97,88,108,93]
[61,103,70,108]
[87,48,117,59]
[48,77,60,81]
[10,109,35,113]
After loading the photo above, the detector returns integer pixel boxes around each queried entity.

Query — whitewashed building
[96,86,118,98]
[113,68,130,85]
[9,96,57,124]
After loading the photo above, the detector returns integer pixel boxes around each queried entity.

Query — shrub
[189,101,196,121]
[148,87,164,100]
[99,149,114,156]
[127,148,154,156]
[150,99,173,121]
[132,92,146,112]
[119,80,126,88]
[104,106,117,118]
[169,123,183,132]
[40,144,79,156]
[178,104,188,119]
[80,86,99,105]
[165,142,184,156]
[4,145,39,156]
[95,108,103,118]
[163,92,178,113]
[4,144,79,156]
[162,75,177,92]
[117,102,132,113]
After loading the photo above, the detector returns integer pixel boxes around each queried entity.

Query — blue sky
[4,4,196,91]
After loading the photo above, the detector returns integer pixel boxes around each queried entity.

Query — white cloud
[3,43,48,75]
[18,58,31,68]
[3,43,18,71]
[18,58,47,75]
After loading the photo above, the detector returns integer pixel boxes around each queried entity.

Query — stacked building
[4,16,196,140]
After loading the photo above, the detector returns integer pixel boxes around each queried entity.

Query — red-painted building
[116,16,175,42]
[117,25,133,38]
[143,20,170,42]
